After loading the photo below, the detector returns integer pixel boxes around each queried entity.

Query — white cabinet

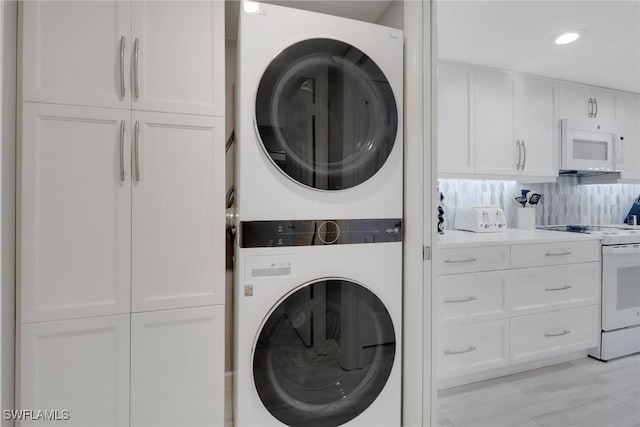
[21,0,224,116]
[131,112,225,312]
[510,305,599,364]
[20,103,131,323]
[19,315,130,427]
[514,75,558,177]
[616,92,640,181]
[436,240,601,385]
[474,68,517,176]
[437,62,474,174]
[131,1,224,116]
[438,62,557,180]
[20,0,131,109]
[131,306,224,427]
[558,82,616,122]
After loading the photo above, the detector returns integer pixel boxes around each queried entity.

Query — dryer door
[255,38,398,191]
[253,279,396,427]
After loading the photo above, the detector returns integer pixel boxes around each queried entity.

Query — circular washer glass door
[255,38,398,190]
[253,279,396,427]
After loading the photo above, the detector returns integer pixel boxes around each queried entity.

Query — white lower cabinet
[131,306,224,427]
[510,305,599,365]
[19,315,130,427]
[438,319,510,379]
[437,241,601,385]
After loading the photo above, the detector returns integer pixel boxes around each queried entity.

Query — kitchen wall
[439,178,640,229]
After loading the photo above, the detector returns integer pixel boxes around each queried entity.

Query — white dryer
[236,2,403,221]
[234,219,402,426]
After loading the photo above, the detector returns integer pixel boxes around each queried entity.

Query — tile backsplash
[439,178,640,229]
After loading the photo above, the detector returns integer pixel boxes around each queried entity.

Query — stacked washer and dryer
[233,3,403,426]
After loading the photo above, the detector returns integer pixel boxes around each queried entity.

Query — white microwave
[560,119,624,173]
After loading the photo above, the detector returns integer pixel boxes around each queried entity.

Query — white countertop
[437,228,602,248]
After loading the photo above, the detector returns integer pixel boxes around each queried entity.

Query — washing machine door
[255,38,398,191]
[253,279,396,427]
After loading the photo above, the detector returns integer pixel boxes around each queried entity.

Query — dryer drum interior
[255,38,398,191]
[253,279,396,427]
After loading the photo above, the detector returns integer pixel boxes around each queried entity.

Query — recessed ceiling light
[555,32,581,45]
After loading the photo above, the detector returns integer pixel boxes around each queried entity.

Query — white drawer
[438,319,509,379]
[437,245,509,275]
[437,271,510,326]
[510,305,599,365]
[510,240,600,268]
[511,262,600,316]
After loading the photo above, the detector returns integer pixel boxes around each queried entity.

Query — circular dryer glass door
[253,279,396,427]
[255,38,398,191]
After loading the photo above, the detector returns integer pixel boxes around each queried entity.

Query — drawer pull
[545,251,572,256]
[444,296,477,303]
[545,330,571,337]
[545,285,572,292]
[444,258,478,264]
[444,346,477,355]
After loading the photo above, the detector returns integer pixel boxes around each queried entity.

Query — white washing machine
[236,2,403,221]
[234,219,402,426]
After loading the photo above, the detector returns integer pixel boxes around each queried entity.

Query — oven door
[602,244,640,331]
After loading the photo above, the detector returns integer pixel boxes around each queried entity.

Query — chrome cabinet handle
[516,140,522,170]
[521,140,527,170]
[546,284,572,291]
[545,330,571,337]
[587,98,593,117]
[134,38,140,99]
[119,36,126,98]
[444,258,478,263]
[445,346,477,355]
[593,98,598,118]
[444,296,477,303]
[545,251,572,256]
[134,121,140,182]
[119,120,125,182]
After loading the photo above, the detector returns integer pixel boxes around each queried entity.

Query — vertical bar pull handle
[119,36,126,98]
[587,98,593,117]
[516,140,522,169]
[134,121,140,182]
[522,140,527,170]
[593,98,598,118]
[119,120,125,182]
[134,38,140,99]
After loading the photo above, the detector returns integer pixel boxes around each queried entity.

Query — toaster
[455,207,507,233]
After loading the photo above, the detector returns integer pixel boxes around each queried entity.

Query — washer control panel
[241,218,402,248]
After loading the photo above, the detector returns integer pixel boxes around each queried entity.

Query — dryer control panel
[241,218,402,248]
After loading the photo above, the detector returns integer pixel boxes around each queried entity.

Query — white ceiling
[437,0,640,93]
[225,0,640,94]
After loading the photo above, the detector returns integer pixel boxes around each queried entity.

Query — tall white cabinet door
[474,68,517,175]
[131,112,224,312]
[19,315,130,427]
[21,1,131,108]
[617,93,640,181]
[131,1,224,116]
[515,75,557,177]
[131,306,224,427]
[20,103,131,323]
[437,62,474,175]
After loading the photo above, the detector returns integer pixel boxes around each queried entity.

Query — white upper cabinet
[616,92,640,181]
[514,74,557,177]
[558,82,616,122]
[131,1,224,116]
[474,68,517,176]
[21,0,224,116]
[20,103,132,323]
[21,1,131,109]
[131,112,225,312]
[437,62,474,174]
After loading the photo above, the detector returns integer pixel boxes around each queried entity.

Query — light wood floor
[437,354,640,427]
